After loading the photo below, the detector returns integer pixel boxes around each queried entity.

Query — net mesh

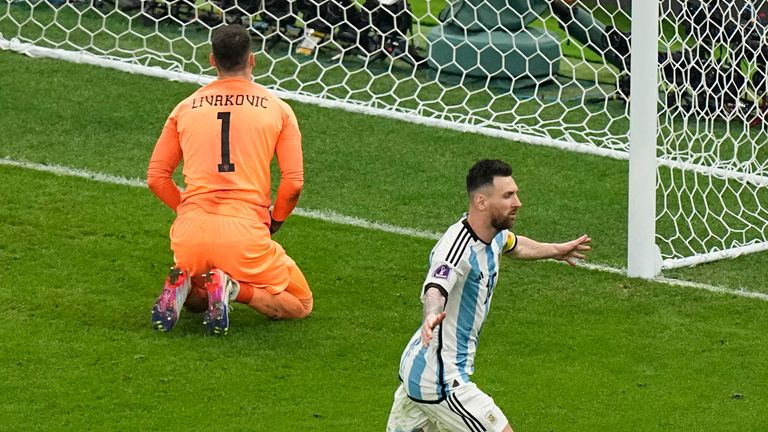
[1,0,766,269]
[657,0,768,267]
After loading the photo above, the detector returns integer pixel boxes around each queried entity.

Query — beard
[490,213,514,231]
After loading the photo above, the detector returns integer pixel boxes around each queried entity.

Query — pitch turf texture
[2,50,768,430]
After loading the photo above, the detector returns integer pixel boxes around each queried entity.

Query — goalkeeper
[147,24,313,335]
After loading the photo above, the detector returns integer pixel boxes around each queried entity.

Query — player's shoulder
[168,94,193,118]
[432,217,473,265]
[249,82,294,114]
[436,218,468,243]
[173,83,211,112]
[249,82,279,100]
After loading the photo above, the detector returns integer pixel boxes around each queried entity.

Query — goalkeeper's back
[147,25,303,226]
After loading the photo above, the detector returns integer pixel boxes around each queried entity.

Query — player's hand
[554,234,592,266]
[270,218,284,235]
[421,312,447,347]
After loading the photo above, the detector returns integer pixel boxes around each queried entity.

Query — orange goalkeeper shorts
[169,207,310,298]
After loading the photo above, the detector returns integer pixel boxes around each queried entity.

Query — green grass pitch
[1,49,768,430]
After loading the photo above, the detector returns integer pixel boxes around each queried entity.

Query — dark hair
[211,25,252,73]
[466,159,513,195]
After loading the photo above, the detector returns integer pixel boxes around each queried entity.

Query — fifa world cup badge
[432,264,451,279]
[486,412,497,426]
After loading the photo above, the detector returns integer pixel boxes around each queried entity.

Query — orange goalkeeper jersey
[147,77,303,224]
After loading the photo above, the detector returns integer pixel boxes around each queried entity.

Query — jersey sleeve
[146,110,183,211]
[271,100,304,222]
[502,231,518,254]
[421,261,460,302]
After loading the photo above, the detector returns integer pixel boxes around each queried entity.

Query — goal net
[656,0,768,268]
[1,0,766,272]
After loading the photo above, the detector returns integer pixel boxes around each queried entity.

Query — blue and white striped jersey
[398,216,517,403]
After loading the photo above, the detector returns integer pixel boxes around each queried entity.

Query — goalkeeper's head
[210,24,254,77]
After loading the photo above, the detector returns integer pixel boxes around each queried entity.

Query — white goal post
[1,0,767,276]
[627,0,659,278]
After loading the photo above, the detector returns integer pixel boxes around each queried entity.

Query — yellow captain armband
[503,232,518,254]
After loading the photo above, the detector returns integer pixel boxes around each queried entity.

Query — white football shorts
[386,382,509,432]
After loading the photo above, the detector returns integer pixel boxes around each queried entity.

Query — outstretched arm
[508,234,592,266]
[421,286,447,347]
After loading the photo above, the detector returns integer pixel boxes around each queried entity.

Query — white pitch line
[0,157,147,188]
[2,156,766,302]
[292,207,441,240]
[0,157,441,240]
[654,276,768,301]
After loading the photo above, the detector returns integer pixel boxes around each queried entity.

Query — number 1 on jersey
[217,112,235,173]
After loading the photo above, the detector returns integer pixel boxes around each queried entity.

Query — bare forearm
[420,286,447,346]
[423,286,446,318]
[509,236,559,260]
[509,234,592,265]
